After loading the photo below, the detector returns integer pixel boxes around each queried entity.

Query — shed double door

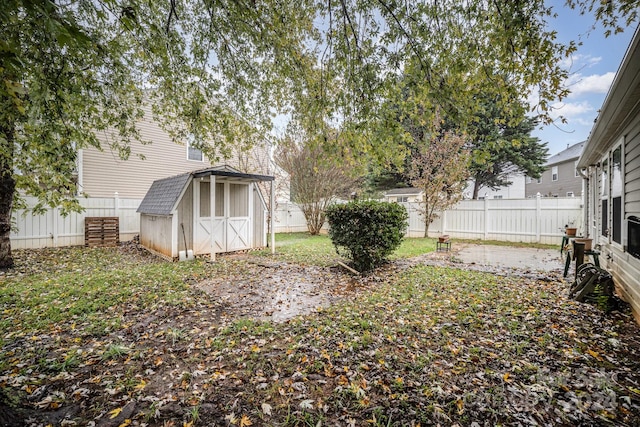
[194,179,251,254]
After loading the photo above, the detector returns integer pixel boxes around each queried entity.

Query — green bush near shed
[325,201,408,272]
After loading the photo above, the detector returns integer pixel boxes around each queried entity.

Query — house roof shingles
[545,141,585,166]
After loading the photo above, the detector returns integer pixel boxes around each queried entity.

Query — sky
[532,2,638,157]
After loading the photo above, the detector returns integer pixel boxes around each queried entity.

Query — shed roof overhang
[192,166,274,182]
[137,165,274,216]
[578,27,640,169]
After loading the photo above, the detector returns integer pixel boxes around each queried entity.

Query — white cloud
[559,54,602,70]
[566,72,615,96]
[549,101,594,120]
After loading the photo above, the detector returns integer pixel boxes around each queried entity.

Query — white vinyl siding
[81,104,270,199]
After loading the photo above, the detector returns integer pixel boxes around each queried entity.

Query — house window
[397,196,408,203]
[526,176,532,184]
[493,195,503,199]
[537,177,542,184]
[567,192,574,197]
[575,161,579,177]
[601,157,609,238]
[611,146,622,244]
[187,134,203,161]
[552,166,558,181]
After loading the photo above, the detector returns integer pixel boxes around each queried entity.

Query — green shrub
[326,201,408,272]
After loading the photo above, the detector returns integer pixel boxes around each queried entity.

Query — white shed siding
[139,215,173,258]
[252,186,267,248]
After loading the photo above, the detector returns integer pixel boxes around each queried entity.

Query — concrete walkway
[455,244,562,272]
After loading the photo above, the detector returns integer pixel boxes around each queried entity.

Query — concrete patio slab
[455,244,562,272]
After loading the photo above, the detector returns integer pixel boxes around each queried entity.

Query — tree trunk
[0,164,15,270]
[423,199,430,238]
[472,176,481,200]
[0,120,16,270]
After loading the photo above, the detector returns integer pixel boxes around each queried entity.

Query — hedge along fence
[326,201,408,272]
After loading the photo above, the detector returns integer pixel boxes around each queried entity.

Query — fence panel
[270,198,582,244]
[11,196,142,249]
[11,196,582,249]
[273,202,309,233]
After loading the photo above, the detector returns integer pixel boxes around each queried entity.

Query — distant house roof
[137,165,274,215]
[384,187,423,196]
[545,141,585,166]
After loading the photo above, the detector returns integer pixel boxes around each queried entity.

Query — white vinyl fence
[405,196,583,244]
[273,202,310,233]
[11,196,582,249]
[10,195,141,249]
[270,196,582,245]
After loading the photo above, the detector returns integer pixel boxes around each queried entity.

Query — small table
[560,234,575,255]
[436,240,451,252]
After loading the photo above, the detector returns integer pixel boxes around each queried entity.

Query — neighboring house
[525,141,585,198]
[577,27,640,323]
[79,104,271,199]
[465,174,526,199]
[384,188,423,203]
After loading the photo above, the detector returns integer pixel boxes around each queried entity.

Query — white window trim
[187,134,204,162]
[611,141,624,248]
[551,166,558,182]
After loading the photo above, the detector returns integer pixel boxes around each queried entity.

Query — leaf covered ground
[1,238,640,426]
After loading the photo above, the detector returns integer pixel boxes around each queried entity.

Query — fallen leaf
[239,414,252,427]
[261,402,272,416]
[108,407,123,419]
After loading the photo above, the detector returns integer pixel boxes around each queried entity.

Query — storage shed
[137,165,274,259]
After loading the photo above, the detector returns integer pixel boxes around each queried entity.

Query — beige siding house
[384,188,424,203]
[79,104,271,199]
[577,27,640,323]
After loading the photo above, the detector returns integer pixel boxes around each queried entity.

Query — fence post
[536,193,542,243]
[484,197,489,240]
[114,192,120,217]
[52,206,59,247]
[441,209,447,235]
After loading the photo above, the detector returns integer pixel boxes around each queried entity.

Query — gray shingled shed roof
[137,173,191,215]
[137,166,274,215]
[545,141,585,166]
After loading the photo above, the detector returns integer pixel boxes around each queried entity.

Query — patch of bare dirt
[196,256,363,323]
